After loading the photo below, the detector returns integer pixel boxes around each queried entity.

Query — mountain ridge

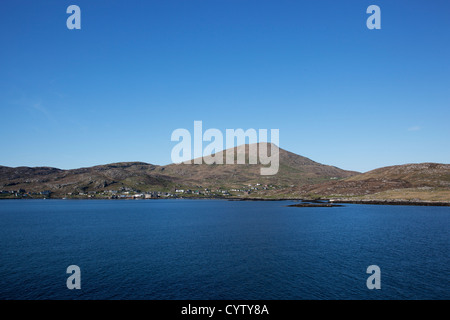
[0,143,356,195]
[1,144,449,202]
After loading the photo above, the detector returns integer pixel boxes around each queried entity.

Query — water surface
[0,199,448,299]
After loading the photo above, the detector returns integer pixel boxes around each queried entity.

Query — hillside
[2,148,449,202]
[346,163,450,187]
[0,143,357,197]
[287,163,450,201]
[0,162,176,196]
[159,143,358,186]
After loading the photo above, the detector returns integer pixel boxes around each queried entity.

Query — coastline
[330,199,450,207]
[1,196,450,206]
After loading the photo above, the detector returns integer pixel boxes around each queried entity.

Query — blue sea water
[0,199,448,300]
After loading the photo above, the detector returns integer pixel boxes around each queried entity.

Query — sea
[0,199,448,300]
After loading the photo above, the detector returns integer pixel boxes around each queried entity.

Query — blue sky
[1,0,449,172]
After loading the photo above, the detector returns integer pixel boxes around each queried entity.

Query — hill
[0,143,357,197]
[2,148,448,202]
[0,162,176,196]
[159,143,358,187]
[287,163,450,202]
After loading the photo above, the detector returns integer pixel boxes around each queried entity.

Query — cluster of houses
[0,189,52,197]
[64,190,175,199]
[174,188,231,196]
[173,183,279,197]
[0,183,283,199]
[112,191,175,199]
[97,183,281,199]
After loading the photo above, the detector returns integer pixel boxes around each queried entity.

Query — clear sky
[1,0,449,172]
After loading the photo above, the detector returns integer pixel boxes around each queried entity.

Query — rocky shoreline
[330,199,450,206]
[230,198,450,206]
[1,196,450,206]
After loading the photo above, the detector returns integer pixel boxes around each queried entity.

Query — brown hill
[159,143,358,186]
[291,163,450,200]
[2,151,449,202]
[0,162,175,195]
[0,143,357,196]
[346,163,450,187]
